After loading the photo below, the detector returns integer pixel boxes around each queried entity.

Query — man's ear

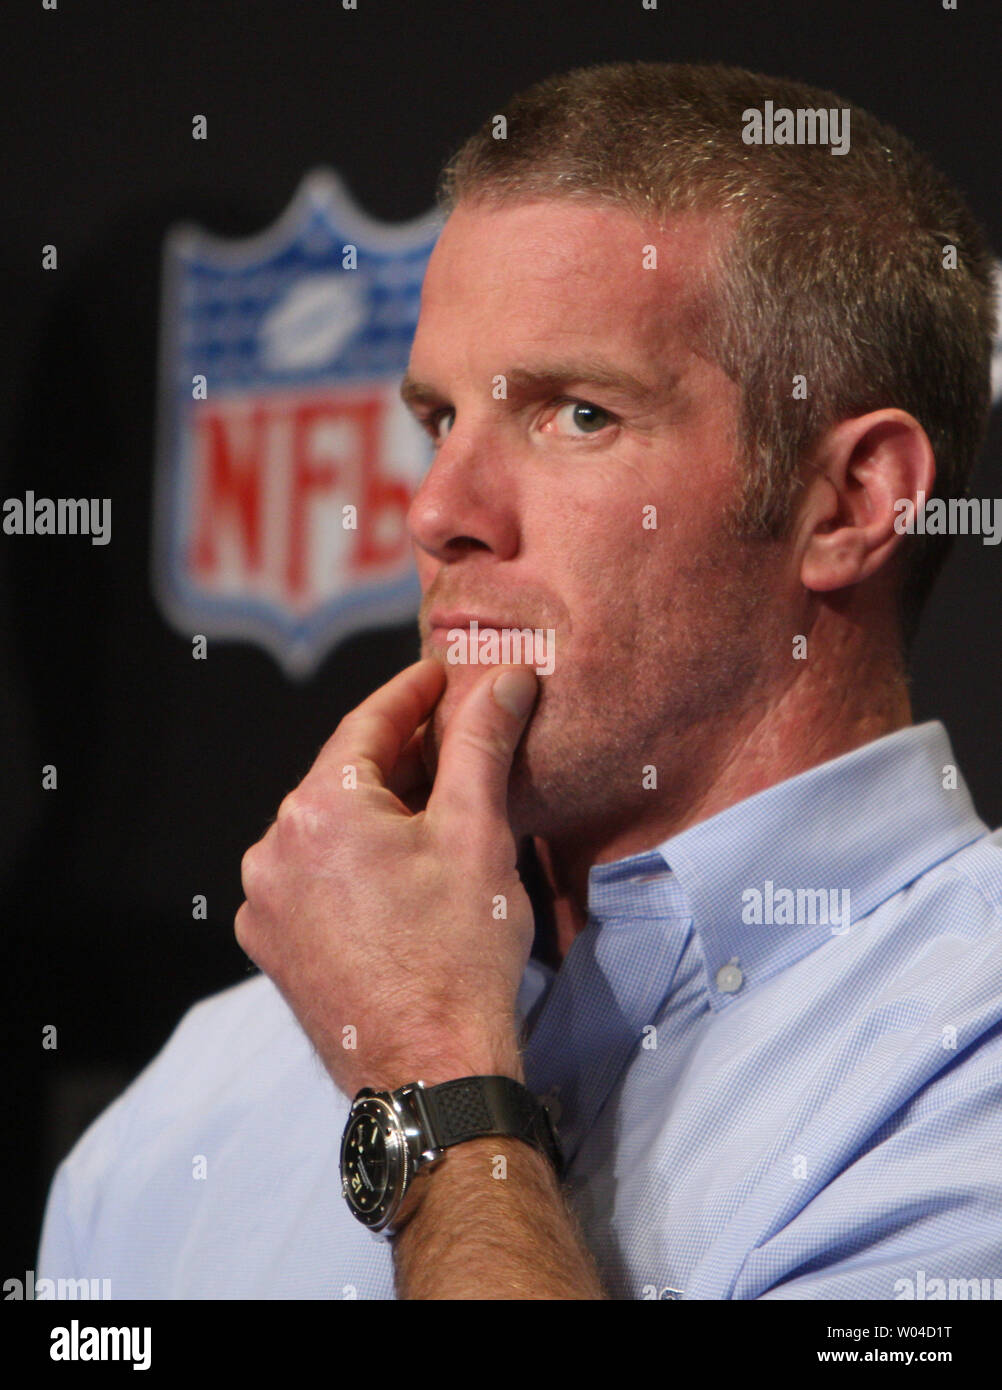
[797,409,936,594]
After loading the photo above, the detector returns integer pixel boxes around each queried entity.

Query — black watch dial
[340,1097,408,1227]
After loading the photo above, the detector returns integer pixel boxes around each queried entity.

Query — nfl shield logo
[152,169,442,677]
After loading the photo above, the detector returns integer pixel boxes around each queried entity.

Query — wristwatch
[340,1075,563,1233]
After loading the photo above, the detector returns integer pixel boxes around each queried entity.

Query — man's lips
[426,612,515,644]
[427,610,511,631]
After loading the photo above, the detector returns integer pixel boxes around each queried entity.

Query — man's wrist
[388,1134,552,1237]
[342,1057,547,1236]
[373,1066,548,1237]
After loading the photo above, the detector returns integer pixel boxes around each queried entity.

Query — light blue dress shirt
[37,721,1002,1299]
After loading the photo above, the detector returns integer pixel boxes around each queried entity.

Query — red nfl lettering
[189,388,411,611]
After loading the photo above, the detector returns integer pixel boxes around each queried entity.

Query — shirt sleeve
[741,1035,1002,1300]
[35,1069,137,1293]
[37,1159,79,1284]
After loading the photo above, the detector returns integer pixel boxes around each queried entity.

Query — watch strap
[419,1075,562,1176]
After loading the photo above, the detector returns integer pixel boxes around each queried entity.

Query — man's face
[403,197,790,847]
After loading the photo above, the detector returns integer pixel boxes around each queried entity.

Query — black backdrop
[3,0,1001,1277]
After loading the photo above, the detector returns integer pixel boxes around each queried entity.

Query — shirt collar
[586,721,988,1009]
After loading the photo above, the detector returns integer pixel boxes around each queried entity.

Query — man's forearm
[390,1136,608,1300]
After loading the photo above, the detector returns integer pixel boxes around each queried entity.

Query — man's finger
[426,665,538,831]
[319,658,446,786]
[385,723,432,803]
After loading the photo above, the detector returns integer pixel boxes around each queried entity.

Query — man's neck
[532,631,913,961]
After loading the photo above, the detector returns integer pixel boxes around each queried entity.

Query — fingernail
[492,669,538,719]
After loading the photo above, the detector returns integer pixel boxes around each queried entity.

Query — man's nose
[406,429,519,563]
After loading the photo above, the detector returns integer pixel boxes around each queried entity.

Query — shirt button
[539,1086,562,1125]
[715,960,744,994]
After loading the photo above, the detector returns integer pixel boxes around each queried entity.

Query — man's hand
[235,656,539,1096]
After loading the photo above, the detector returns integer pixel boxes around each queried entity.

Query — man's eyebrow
[505,362,667,405]
[399,360,669,410]
[399,374,442,409]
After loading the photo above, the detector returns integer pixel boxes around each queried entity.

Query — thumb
[425,665,538,832]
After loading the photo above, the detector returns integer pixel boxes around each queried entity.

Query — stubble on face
[417,529,778,848]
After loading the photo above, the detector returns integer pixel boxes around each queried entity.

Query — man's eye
[428,409,454,443]
[550,400,614,436]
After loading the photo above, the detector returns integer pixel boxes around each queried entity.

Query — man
[38,61,1001,1300]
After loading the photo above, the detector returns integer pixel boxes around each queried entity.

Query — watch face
[340,1098,407,1228]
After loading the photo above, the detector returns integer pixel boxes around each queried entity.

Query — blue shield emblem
[153,169,442,677]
